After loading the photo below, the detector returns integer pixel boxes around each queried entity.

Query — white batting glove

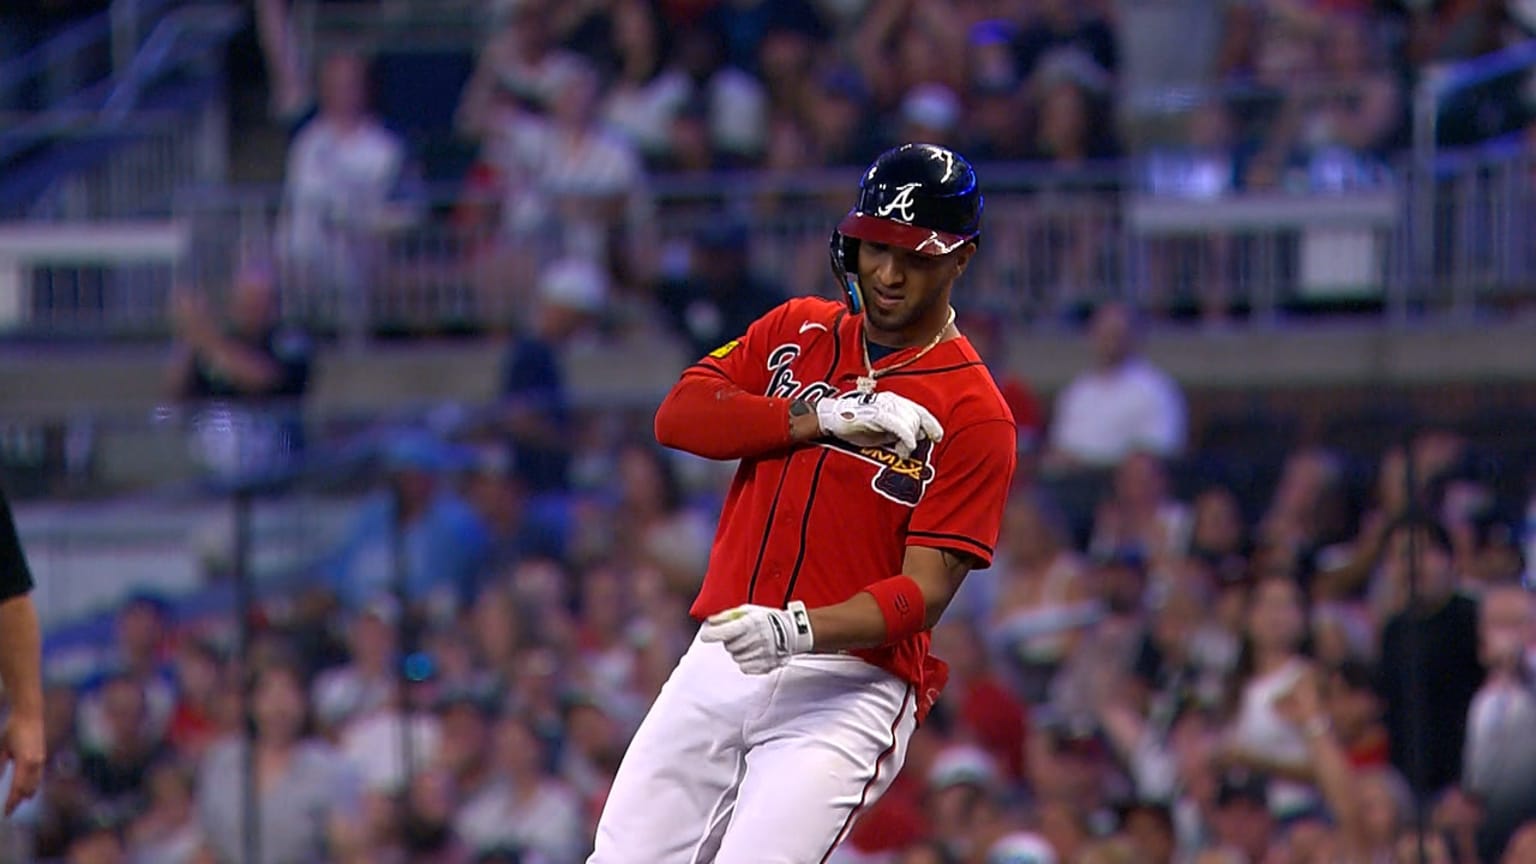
[700,601,815,674]
[815,392,944,458]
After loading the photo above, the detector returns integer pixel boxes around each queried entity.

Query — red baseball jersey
[676,296,1017,698]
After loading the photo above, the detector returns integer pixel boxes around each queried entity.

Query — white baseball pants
[588,628,917,864]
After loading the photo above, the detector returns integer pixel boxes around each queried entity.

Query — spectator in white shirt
[1090,451,1193,568]
[1452,583,1536,862]
[594,6,770,167]
[311,597,399,739]
[456,0,588,140]
[597,0,680,162]
[339,689,442,798]
[278,52,408,297]
[197,659,364,864]
[482,59,645,269]
[455,713,584,863]
[1047,302,1186,471]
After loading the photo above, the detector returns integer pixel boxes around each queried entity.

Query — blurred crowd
[9,1,1536,329]
[259,0,1536,182]
[245,0,1536,330]
[7,1,1536,863]
[5,300,1536,864]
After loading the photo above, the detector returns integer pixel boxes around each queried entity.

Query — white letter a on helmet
[874,183,922,223]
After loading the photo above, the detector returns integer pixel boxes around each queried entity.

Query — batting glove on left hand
[700,601,815,674]
[816,391,944,458]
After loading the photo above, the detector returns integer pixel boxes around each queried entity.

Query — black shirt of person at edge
[0,483,33,602]
[169,257,312,411]
[181,326,312,403]
[182,322,312,461]
[169,277,315,464]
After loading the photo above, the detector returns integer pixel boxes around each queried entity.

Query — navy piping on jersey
[745,456,795,605]
[769,312,841,607]
[818,684,913,864]
[906,529,994,561]
[780,448,831,607]
[715,310,843,607]
[876,360,985,378]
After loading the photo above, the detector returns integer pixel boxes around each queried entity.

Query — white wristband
[785,600,815,654]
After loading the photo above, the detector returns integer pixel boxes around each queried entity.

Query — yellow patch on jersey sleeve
[708,339,741,359]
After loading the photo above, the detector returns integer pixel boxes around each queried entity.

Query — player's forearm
[0,594,43,718]
[804,592,889,652]
[807,565,960,653]
[654,371,816,460]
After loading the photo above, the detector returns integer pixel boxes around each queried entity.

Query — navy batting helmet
[829,143,983,314]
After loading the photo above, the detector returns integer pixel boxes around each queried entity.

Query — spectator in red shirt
[165,639,224,762]
[842,720,946,858]
[957,311,1043,481]
[1324,659,1389,769]
[932,621,1029,783]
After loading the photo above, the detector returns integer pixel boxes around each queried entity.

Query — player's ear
[951,241,977,278]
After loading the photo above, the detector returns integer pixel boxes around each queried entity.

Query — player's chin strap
[829,232,864,315]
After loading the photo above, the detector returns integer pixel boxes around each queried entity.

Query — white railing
[160,165,1438,336]
[0,147,1531,338]
[1411,38,1536,321]
[20,109,222,222]
[0,220,190,334]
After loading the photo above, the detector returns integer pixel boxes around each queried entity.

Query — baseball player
[589,143,1016,862]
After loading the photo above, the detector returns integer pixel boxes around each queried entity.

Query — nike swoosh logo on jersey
[799,321,828,334]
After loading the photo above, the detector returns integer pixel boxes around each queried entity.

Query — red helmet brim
[836,212,973,257]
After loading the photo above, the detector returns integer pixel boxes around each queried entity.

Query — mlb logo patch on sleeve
[709,339,741,359]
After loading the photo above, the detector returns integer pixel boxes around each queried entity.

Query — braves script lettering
[766,343,838,404]
[766,344,802,398]
[764,342,937,505]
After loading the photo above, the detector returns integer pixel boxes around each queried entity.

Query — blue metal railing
[102,2,246,119]
[0,2,244,218]
[0,0,187,110]
[0,15,113,108]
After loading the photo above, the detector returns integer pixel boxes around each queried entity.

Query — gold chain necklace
[856,306,956,395]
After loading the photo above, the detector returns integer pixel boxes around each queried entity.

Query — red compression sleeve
[654,369,795,461]
[865,575,927,643]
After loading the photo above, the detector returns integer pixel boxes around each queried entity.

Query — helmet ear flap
[828,232,863,315]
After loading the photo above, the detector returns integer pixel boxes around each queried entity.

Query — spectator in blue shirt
[500,258,607,496]
[326,433,492,615]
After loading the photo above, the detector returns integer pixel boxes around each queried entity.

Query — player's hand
[815,392,943,458]
[700,601,814,674]
[0,710,45,816]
